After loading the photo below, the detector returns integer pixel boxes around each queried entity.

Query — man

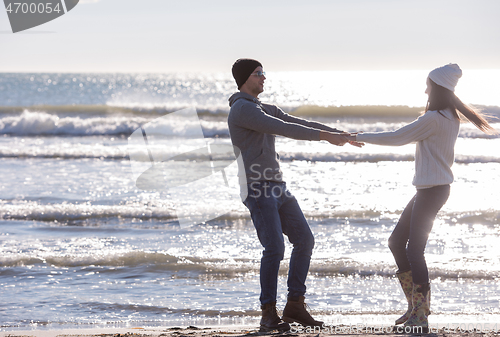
[228,58,360,332]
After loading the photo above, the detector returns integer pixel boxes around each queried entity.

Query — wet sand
[1,325,499,337]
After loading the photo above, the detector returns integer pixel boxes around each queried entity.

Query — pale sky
[1,0,499,73]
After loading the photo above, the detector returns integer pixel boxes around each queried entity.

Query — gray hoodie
[228,92,342,184]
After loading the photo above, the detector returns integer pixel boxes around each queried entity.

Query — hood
[228,92,259,107]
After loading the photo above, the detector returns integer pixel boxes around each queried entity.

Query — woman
[347,64,496,330]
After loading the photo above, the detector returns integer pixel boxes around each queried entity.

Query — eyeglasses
[250,71,266,77]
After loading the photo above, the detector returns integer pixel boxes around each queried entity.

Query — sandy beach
[2,325,500,337]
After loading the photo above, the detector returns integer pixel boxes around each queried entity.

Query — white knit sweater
[356,109,460,189]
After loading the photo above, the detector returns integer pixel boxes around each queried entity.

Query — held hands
[344,132,364,148]
[320,131,364,147]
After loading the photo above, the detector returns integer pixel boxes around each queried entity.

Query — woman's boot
[394,270,413,325]
[404,283,430,333]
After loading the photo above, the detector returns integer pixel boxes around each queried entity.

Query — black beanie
[232,58,263,89]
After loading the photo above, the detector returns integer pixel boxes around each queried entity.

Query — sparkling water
[1,71,499,331]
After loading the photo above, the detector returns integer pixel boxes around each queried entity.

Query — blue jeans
[388,185,450,284]
[243,181,315,305]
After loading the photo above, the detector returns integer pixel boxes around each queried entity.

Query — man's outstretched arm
[319,131,348,146]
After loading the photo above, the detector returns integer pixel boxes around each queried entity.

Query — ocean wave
[2,249,498,281]
[311,260,500,281]
[0,109,230,138]
[1,251,181,268]
[0,200,380,224]
[1,199,498,225]
[0,143,129,159]
[1,105,499,139]
[0,104,229,116]
[292,105,422,117]
[4,103,498,119]
[1,145,499,163]
[0,110,145,136]
[0,201,178,223]
[81,302,261,317]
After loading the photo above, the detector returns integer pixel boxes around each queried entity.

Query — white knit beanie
[428,63,462,92]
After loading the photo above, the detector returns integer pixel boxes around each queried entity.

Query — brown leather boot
[282,296,324,327]
[259,302,290,332]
